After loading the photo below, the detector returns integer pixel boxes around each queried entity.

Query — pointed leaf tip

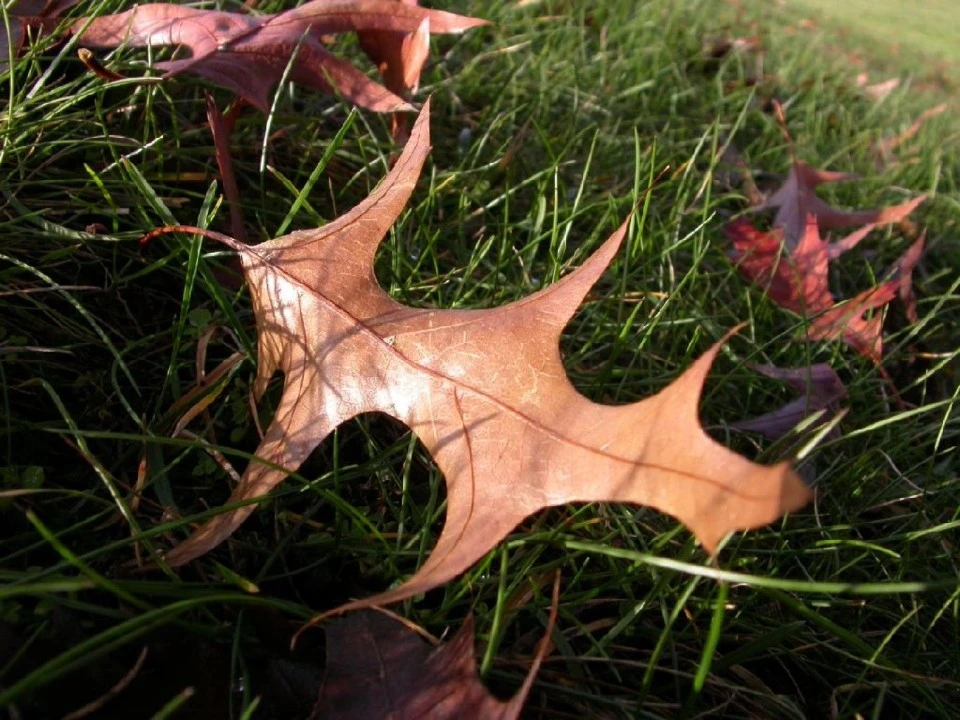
[512,214,632,335]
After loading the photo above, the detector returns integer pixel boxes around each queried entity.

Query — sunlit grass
[1,0,957,717]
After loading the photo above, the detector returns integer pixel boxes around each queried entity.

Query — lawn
[782,0,960,73]
[1,0,958,718]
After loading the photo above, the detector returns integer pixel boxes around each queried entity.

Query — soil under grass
[1,1,958,718]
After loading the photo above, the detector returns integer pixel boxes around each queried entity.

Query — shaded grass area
[1,0,958,718]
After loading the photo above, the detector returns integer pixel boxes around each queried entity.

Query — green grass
[1,0,958,718]
[783,0,960,72]
[765,0,960,90]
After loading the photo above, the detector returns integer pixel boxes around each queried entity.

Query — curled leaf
[73,1,486,113]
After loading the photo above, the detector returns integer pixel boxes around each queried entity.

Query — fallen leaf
[755,160,925,251]
[357,0,431,142]
[895,234,925,324]
[726,216,832,317]
[1,0,78,72]
[727,127,926,363]
[727,215,925,363]
[873,103,948,169]
[726,213,883,316]
[155,101,809,611]
[314,615,521,719]
[731,363,847,440]
[313,593,556,719]
[701,33,762,63]
[808,282,896,363]
[73,1,486,113]
[358,0,430,96]
[808,235,925,362]
[855,73,900,103]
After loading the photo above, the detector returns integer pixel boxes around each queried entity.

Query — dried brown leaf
[855,72,901,102]
[895,234,925,324]
[356,1,432,142]
[158,102,809,611]
[873,103,948,169]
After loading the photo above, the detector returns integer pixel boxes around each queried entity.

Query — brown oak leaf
[73,1,487,113]
[358,0,430,97]
[313,606,554,719]
[873,103,948,170]
[156,101,809,612]
[895,231,925,324]
[854,72,901,103]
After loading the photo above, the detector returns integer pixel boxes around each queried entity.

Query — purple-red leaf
[314,611,548,719]
[732,363,847,440]
[1,0,79,72]
[754,159,925,251]
[727,215,925,363]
